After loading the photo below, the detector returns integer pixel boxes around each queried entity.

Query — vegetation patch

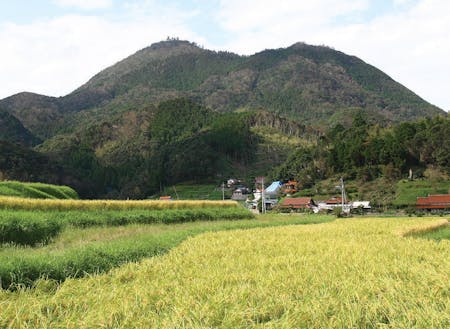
[0,216,63,246]
[0,181,78,200]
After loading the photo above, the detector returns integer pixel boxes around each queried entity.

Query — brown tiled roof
[416,194,450,209]
[281,197,315,208]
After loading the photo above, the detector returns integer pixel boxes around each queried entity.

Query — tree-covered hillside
[37,99,295,198]
[272,113,450,187]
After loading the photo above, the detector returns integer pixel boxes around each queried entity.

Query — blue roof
[266,181,282,193]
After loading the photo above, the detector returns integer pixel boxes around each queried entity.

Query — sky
[0,0,449,111]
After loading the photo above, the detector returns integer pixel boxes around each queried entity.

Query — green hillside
[0,181,78,199]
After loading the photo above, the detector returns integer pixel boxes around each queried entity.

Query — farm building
[280,197,317,210]
[416,194,450,211]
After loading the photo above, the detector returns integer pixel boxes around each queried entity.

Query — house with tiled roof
[416,194,450,211]
[280,197,317,210]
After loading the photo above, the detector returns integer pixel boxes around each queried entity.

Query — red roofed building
[280,197,317,209]
[416,194,450,210]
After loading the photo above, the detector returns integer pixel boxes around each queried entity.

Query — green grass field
[0,216,448,328]
[0,181,79,199]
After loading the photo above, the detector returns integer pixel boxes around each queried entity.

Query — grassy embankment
[0,216,448,328]
[0,181,78,199]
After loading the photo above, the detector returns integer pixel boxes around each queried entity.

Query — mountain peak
[147,39,201,50]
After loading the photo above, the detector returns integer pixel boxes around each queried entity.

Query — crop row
[0,207,254,246]
[0,196,238,211]
[0,215,334,289]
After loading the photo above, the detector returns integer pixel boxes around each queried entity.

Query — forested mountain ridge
[0,39,444,140]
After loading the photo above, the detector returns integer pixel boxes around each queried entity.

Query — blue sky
[1,0,449,111]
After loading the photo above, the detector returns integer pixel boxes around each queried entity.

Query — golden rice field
[0,196,238,211]
[1,217,449,328]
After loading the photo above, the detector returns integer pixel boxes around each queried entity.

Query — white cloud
[0,9,203,99]
[216,0,450,111]
[53,0,113,10]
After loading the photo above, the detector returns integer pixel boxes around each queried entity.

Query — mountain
[0,40,447,198]
[0,40,444,139]
[0,109,41,146]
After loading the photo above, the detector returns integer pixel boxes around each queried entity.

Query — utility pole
[261,177,266,214]
[222,182,225,200]
[172,185,179,200]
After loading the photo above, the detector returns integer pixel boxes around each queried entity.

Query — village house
[416,194,450,212]
[280,197,317,210]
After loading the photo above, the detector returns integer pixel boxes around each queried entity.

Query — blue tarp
[266,181,282,194]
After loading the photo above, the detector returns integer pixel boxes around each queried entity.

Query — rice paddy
[1,216,448,328]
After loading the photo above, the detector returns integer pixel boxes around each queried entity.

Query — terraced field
[1,216,448,328]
